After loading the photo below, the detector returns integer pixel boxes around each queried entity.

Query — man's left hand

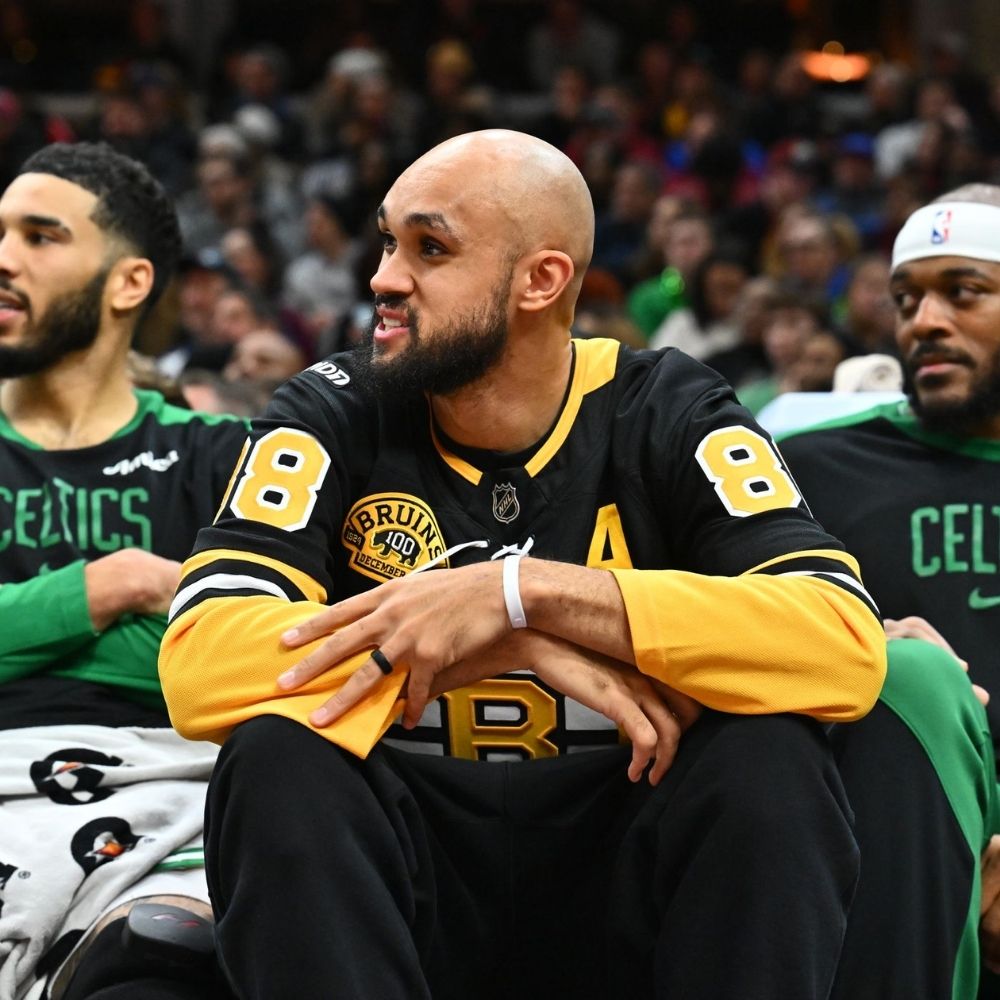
[277,562,509,725]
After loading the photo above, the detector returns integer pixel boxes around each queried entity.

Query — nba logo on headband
[931,209,952,245]
[892,201,1000,269]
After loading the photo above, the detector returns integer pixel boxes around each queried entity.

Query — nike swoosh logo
[969,588,1000,610]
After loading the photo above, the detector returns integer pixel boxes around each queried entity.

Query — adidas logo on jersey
[307,360,350,386]
[103,450,180,476]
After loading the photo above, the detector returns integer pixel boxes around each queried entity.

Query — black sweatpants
[204,711,858,1000]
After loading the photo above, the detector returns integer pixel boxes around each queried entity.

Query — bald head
[390,130,594,300]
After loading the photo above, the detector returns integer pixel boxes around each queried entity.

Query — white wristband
[502,553,528,629]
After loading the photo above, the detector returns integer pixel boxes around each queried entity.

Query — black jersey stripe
[169,556,310,623]
[168,572,293,623]
[778,569,881,619]
[750,554,865,580]
[177,556,309,602]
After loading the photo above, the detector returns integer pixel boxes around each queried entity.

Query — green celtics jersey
[0,390,247,718]
[779,401,1000,749]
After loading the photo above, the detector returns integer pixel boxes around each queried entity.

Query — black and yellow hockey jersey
[779,400,1000,752]
[160,339,886,759]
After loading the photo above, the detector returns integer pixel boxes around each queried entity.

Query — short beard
[352,274,511,402]
[906,352,1000,436]
[0,267,108,378]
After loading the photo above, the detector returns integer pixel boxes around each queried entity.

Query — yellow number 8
[230,428,331,531]
[695,425,800,517]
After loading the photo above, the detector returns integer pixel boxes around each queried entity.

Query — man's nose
[370,251,414,298]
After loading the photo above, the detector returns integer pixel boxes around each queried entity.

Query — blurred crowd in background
[3,0,998,417]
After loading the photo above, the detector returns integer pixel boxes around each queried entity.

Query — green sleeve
[49,612,168,707]
[0,561,98,684]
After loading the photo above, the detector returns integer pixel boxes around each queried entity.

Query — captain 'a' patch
[341,493,448,582]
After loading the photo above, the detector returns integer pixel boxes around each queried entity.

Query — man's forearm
[517,559,635,663]
[0,562,97,683]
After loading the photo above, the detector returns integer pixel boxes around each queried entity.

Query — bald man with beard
[160,131,885,999]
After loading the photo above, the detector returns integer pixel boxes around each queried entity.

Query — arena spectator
[814,133,886,249]
[736,291,826,413]
[220,221,285,299]
[773,208,852,305]
[649,249,749,359]
[282,193,359,346]
[875,76,971,182]
[0,87,68,191]
[703,273,782,388]
[415,38,493,152]
[175,150,256,254]
[217,43,305,160]
[626,202,713,338]
[788,329,851,392]
[591,159,663,283]
[835,254,897,354]
[531,64,593,153]
[157,249,240,378]
[222,327,306,384]
[525,0,622,91]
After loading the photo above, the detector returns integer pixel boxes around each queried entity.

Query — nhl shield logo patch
[492,482,519,523]
[342,493,448,583]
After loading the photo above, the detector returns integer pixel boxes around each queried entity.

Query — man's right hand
[427,631,702,786]
[85,549,182,631]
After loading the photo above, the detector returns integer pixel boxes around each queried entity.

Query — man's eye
[25,232,53,245]
[951,284,981,302]
[892,291,916,313]
[379,232,396,253]
[421,240,445,256]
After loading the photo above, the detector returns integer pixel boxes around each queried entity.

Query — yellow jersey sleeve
[160,585,406,758]
[612,551,886,722]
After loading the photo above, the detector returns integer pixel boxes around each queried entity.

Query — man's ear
[106,257,155,314]
[517,250,575,313]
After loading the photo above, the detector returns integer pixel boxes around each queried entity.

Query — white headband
[892,201,1000,269]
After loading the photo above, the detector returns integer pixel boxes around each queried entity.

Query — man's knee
[220,714,340,770]
[664,713,854,853]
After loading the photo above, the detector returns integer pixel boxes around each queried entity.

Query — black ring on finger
[371,648,394,675]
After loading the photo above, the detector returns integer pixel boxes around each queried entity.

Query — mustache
[905,343,973,371]
[0,276,29,310]
[374,295,408,311]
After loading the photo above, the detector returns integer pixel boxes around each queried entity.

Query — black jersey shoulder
[274,351,381,449]
[609,343,741,413]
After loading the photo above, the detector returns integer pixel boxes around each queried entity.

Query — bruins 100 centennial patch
[341,493,448,582]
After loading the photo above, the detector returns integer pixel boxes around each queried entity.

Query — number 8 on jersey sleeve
[230,428,332,531]
[695,426,801,517]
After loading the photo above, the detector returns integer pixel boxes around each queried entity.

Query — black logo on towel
[31,748,124,805]
[71,817,142,876]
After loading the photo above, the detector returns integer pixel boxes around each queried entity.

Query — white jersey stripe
[168,573,290,623]
[778,569,879,614]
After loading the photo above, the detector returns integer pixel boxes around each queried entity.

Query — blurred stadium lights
[801,40,873,82]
